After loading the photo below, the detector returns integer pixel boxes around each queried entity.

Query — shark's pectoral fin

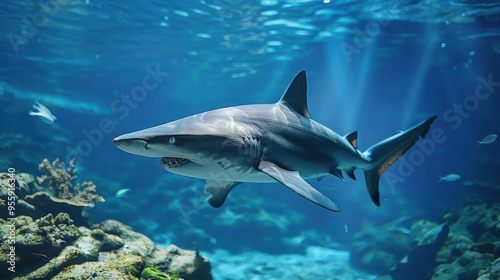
[205,180,240,208]
[258,160,340,212]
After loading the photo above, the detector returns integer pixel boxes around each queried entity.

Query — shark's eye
[169,137,176,144]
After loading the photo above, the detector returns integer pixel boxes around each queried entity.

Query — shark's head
[113,111,258,179]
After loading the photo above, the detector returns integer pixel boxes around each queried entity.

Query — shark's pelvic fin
[345,131,358,149]
[329,167,346,182]
[258,160,340,212]
[316,175,326,182]
[346,168,356,180]
[279,70,311,119]
[205,180,240,208]
[361,116,438,206]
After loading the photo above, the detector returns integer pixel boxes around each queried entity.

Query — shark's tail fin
[361,116,437,206]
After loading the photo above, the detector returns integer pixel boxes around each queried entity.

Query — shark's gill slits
[160,157,191,168]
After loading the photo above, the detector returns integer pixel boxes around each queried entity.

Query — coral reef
[110,173,309,255]
[22,191,94,226]
[390,220,449,279]
[0,158,105,226]
[351,198,500,279]
[350,220,412,274]
[1,162,211,279]
[0,213,80,277]
[94,220,212,280]
[478,257,500,280]
[1,215,212,280]
[429,199,500,279]
[51,254,145,280]
[37,158,105,205]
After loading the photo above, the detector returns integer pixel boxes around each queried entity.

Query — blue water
[1,0,500,278]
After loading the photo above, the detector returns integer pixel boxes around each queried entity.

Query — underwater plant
[37,158,105,206]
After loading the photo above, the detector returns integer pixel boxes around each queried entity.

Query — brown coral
[37,158,105,206]
[72,181,105,206]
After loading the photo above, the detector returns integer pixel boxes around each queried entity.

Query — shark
[113,71,437,212]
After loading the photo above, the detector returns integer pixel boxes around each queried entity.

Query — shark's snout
[114,133,196,169]
[113,135,152,156]
[113,135,129,145]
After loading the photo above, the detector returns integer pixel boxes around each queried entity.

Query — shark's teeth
[160,157,191,168]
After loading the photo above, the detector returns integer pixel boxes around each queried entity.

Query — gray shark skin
[114,71,437,212]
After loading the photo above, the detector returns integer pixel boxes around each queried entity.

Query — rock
[95,220,212,280]
[350,221,411,274]
[478,257,500,280]
[431,201,500,279]
[23,191,93,226]
[2,214,212,280]
[0,213,80,276]
[435,233,474,264]
[449,201,488,240]
[391,220,449,280]
[148,245,212,280]
[74,229,101,258]
[479,203,500,236]
[51,254,145,280]
[91,228,125,251]
[95,220,156,258]
[431,251,494,280]
[3,216,129,279]
[0,172,35,201]
[14,245,94,280]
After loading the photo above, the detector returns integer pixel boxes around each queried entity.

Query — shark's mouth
[160,157,192,168]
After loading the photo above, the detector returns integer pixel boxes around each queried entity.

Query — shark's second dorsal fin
[345,131,358,149]
[279,70,311,119]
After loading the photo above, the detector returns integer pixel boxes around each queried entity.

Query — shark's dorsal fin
[205,180,240,208]
[279,70,311,119]
[345,131,358,149]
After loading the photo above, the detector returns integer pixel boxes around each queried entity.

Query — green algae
[141,266,183,280]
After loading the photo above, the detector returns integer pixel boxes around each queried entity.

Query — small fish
[344,223,349,233]
[32,252,51,262]
[477,134,497,146]
[29,101,57,125]
[439,174,461,182]
[398,227,411,235]
[115,188,131,198]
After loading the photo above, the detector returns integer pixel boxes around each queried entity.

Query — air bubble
[441,43,446,48]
